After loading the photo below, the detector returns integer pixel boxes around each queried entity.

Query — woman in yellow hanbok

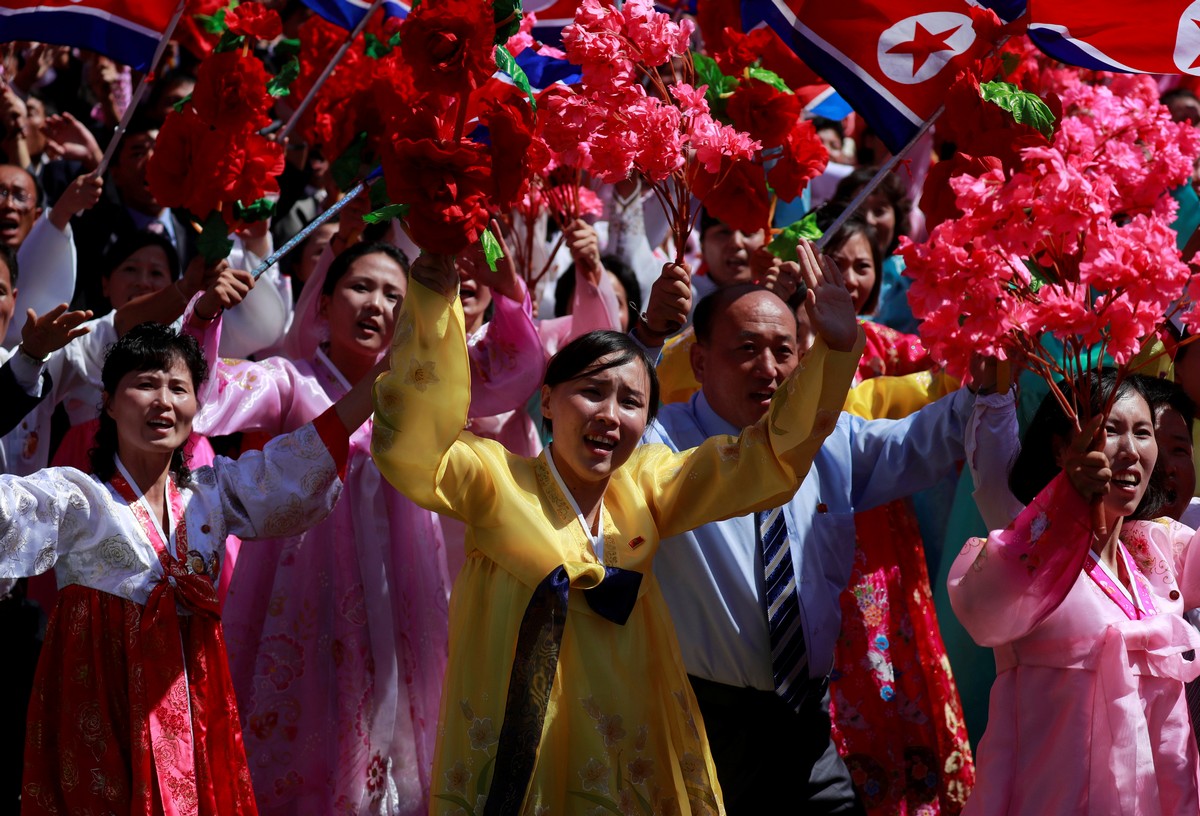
[371,250,864,816]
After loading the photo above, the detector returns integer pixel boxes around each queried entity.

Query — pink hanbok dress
[189,264,544,815]
[948,473,1200,816]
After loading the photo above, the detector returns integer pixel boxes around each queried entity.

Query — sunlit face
[541,355,651,491]
[321,252,407,364]
[864,192,897,251]
[102,245,173,308]
[831,232,877,315]
[1100,392,1159,523]
[1155,405,1195,521]
[0,258,16,342]
[105,357,198,461]
[692,291,799,430]
[455,247,494,332]
[701,223,766,288]
[0,165,40,249]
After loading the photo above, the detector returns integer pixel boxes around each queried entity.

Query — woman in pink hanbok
[949,371,1200,815]
[189,241,546,816]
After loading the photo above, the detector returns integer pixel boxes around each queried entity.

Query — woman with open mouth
[949,370,1200,815]
[371,245,864,814]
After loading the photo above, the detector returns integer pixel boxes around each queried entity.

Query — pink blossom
[506,12,535,56]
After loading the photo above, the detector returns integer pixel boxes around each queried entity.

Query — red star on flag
[886,20,962,76]
[1190,18,1200,70]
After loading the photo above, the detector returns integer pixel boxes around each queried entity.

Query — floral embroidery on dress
[405,359,440,391]
[433,700,499,816]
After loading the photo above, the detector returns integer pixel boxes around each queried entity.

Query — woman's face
[456,249,493,330]
[831,232,877,315]
[864,192,897,251]
[106,357,197,461]
[541,355,651,491]
[102,245,173,309]
[1100,392,1159,522]
[321,252,407,363]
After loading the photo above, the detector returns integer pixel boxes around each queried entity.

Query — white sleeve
[965,390,1026,530]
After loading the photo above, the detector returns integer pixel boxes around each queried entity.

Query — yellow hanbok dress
[371,281,863,816]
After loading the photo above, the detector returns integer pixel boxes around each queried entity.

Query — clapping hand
[796,238,858,353]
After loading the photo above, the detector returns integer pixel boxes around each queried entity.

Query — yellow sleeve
[842,370,960,420]
[656,328,701,405]
[371,280,497,523]
[643,329,865,540]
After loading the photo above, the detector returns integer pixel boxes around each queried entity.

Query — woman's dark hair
[90,322,208,485]
[322,241,410,298]
[1009,370,1167,520]
[102,230,181,282]
[831,166,912,255]
[542,330,660,434]
[814,207,883,315]
[554,256,643,329]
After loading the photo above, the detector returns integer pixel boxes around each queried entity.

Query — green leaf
[213,30,247,54]
[362,203,410,225]
[274,37,301,59]
[494,45,536,111]
[364,32,393,59]
[331,132,369,192]
[693,52,738,114]
[432,794,475,816]
[197,211,234,265]
[980,80,1057,138]
[747,66,792,94]
[233,197,276,222]
[481,228,504,272]
[267,56,300,98]
[493,0,522,45]
[1021,258,1051,294]
[475,753,497,797]
[172,93,192,114]
[567,791,623,814]
[767,213,823,262]
[196,8,228,35]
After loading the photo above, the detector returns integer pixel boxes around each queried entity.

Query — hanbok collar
[544,445,606,562]
[314,346,353,394]
[112,455,183,560]
[1086,542,1156,621]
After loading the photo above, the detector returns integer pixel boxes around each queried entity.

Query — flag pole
[275,0,387,144]
[251,178,370,280]
[92,0,188,178]
[814,104,943,251]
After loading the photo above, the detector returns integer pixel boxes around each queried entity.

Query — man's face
[701,223,766,288]
[111,131,161,214]
[0,165,40,249]
[691,290,799,430]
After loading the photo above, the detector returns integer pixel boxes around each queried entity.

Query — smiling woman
[0,321,380,816]
[371,251,864,814]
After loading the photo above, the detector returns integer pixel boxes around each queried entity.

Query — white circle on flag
[877,12,977,86]
[1174,1,1200,75]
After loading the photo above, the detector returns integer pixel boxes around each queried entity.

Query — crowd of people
[5,4,1200,816]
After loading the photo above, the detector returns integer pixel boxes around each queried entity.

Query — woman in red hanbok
[1,307,375,815]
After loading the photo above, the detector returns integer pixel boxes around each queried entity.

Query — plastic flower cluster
[546,0,760,256]
[147,2,288,258]
[902,73,1200,382]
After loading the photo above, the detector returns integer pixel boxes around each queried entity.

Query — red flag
[0,0,177,71]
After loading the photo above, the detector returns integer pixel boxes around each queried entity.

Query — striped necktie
[758,505,809,711]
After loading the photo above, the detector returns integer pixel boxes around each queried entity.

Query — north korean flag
[1028,0,1200,74]
[301,0,410,29]
[0,0,177,71]
[741,0,1013,152]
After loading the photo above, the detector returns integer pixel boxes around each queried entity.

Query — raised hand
[796,238,859,353]
[565,219,603,286]
[762,257,804,304]
[194,266,255,320]
[20,304,93,359]
[41,112,103,170]
[409,252,460,299]
[49,174,104,230]
[1063,413,1110,502]
[635,261,691,346]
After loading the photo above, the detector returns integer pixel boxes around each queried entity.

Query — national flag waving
[741,0,1013,152]
[0,0,178,71]
[523,0,577,46]
[1027,0,1200,74]
[301,0,409,29]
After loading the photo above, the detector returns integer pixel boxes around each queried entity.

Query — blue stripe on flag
[514,49,582,89]
[978,0,1026,23]
[0,9,158,70]
[1027,26,1128,73]
[301,0,408,29]
[741,0,923,153]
